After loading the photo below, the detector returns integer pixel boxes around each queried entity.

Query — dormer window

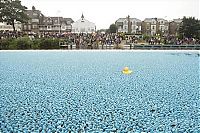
[124,20,127,25]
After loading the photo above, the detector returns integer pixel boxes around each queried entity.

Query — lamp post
[57,10,61,34]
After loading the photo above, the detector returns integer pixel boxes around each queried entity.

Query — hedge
[0,38,61,50]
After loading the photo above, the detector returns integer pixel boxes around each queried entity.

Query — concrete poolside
[0,50,199,52]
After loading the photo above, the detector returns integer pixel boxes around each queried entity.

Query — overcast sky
[21,0,199,29]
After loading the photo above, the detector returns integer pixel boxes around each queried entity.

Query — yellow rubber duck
[122,67,133,74]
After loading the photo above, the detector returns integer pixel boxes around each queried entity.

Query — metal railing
[59,41,200,50]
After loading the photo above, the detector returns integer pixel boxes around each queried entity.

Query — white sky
[21,0,200,30]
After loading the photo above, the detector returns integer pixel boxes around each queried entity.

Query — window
[28,25,31,30]
[32,25,38,29]
[32,19,39,23]
[161,26,164,31]
[33,13,38,16]
[152,26,155,30]
[124,20,127,25]
[152,20,156,24]
[124,26,127,29]
[66,25,71,29]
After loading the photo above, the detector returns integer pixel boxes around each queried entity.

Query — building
[22,6,44,33]
[169,19,182,36]
[157,18,169,36]
[0,22,22,31]
[39,17,74,32]
[23,6,73,33]
[142,18,158,36]
[71,14,96,33]
[115,16,142,34]
[142,18,168,36]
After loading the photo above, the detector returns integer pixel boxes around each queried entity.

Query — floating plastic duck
[122,67,133,74]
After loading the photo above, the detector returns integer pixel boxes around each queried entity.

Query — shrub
[39,38,60,49]
[8,39,18,50]
[32,39,41,49]
[0,38,61,50]
[0,38,12,50]
[16,37,33,50]
[143,34,151,41]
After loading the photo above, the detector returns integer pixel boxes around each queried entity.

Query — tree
[179,17,200,39]
[0,0,29,31]
[109,24,117,33]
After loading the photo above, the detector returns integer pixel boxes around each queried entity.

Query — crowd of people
[0,31,125,49]
[146,36,200,45]
[60,33,123,49]
[0,31,199,47]
[166,36,200,45]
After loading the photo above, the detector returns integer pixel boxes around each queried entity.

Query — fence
[59,41,200,50]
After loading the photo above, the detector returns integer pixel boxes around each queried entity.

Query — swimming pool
[0,51,199,132]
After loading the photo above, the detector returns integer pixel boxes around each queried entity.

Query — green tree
[109,24,117,33]
[0,0,29,31]
[179,17,200,39]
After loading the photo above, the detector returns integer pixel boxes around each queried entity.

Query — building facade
[142,18,168,36]
[22,6,73,33]
[157,18,169,36]
[72,14,96,33]
[39,17,74,32]
[115,16,142,34]
[22,6,44,33]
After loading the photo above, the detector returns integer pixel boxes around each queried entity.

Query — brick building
[142,18,168,36]
[22,6,44,33]
[22,6,73,33]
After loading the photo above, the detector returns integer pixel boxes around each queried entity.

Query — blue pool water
[0,51,199,133]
